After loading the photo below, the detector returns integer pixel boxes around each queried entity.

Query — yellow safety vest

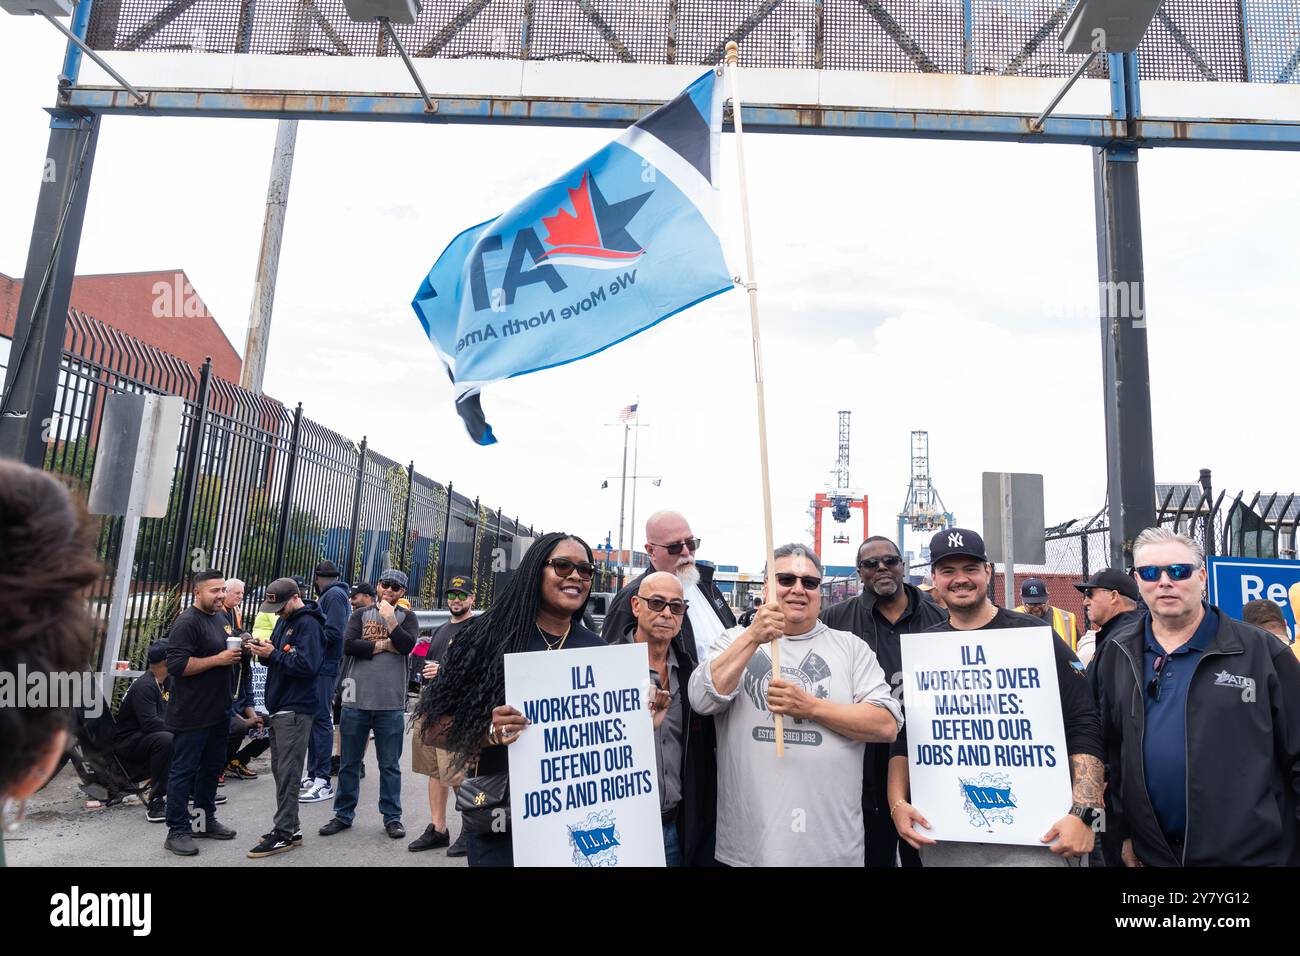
[1016,605,1078,652]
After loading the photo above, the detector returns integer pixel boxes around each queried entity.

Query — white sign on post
[900,627,1072,846]
[504,642,666,867]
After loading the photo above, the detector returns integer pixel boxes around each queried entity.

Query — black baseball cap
[314,559,341,578]
[260,577,302,613]
[1073,568,1140,602]
[929,528,989,565]
[1020,577,1049,605]
[146,642,169,665]
[350,582,376,599]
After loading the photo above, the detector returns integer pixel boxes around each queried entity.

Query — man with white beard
[601,511,736,665]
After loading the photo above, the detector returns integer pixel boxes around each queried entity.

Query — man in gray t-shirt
[688,544,902,867]
[319,569,420,840]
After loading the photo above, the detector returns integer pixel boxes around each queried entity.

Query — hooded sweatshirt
[264,602,326,714]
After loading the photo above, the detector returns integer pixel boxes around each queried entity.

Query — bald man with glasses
[601,510,736,666]
[623,571,718,866]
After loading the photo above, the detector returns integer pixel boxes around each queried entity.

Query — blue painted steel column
[1093,46,1155,567]
[962,0,974,73]
[58,0,94,87]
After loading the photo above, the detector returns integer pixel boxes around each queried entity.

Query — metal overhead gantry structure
[4,0,1300,567]
[812,410,867,556]
[897,429,953,556]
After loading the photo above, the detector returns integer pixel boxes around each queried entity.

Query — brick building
[0,269,242,382]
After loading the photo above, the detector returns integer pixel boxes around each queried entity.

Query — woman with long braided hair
[413,531,606,866]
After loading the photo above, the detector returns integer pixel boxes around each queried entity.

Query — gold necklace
[537,622,571,651]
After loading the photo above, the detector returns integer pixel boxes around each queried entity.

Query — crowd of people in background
[4,452,1300,869]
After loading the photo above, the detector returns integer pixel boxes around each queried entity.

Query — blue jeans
[305,671,336,781]
[333,708,404,825]
[663,819,684,867]
[164,721,227,833]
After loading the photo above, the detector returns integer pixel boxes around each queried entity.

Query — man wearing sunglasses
[320,569,420,841]
[1073,568,1142,669]
[822,536,946,868]
[887,528,1105,867]
[601,511,736,666]
[688,543,901,867]
[617,571,718,867]
[1093,527,1300,866]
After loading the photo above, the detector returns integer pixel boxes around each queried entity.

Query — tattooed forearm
[1070,754,1105,807]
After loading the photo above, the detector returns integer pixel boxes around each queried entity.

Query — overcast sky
[2,19,1297,575]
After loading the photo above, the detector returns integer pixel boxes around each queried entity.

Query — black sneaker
[193,816,237,840]
[145,799,167,823]
[385,820,406,839]
[164,831,198,856]
[319,817,351,837]
[247,831,297,858]
[408,824,449,852]
[446,830,470,857]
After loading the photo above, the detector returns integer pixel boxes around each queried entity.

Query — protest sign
[505,642,666,867]
[900,627,1071,845]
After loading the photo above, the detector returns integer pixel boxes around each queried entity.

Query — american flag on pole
[618,403,639,422]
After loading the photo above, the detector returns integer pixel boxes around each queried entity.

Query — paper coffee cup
[226,636,242,651]
[114,660,130,671]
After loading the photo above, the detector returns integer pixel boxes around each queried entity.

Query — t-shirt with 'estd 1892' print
[164,605,238,732]
[687,620,903,867]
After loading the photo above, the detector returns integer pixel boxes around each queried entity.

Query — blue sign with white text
[1207,556,1300,640]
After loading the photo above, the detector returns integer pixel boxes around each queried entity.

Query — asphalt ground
[6,733,469,868]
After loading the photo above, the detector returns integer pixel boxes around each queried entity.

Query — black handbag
[455,772,510,836]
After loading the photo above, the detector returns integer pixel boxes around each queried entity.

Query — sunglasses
[1147,655,1168,701]
[446,590,470,600]
[1135,564,1196,583]
[858,556,903,570]
[649,537,700,556]
[546,558,596,581]
[378,580,404,590]
[776,573,822,590]
[639,596,688,616]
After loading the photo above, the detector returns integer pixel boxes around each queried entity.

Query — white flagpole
[724,41,784,758]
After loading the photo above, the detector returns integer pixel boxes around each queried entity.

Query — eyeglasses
[1135,564,1196,583]
[776,573,822,590]
[1147,655,1168,701]
[648,537,700,556]
[446,590,469,600]
[378,580,404,590]
[639,596,688,616]
[545,558,596,581]
[858,556,903,570]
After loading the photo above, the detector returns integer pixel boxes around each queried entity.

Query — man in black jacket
[601,510,736,665]
[246,577,325,858]
[1094,527,1300,866]
[116,642,174,823]
[611,571,718,866]
[822,535,946,867]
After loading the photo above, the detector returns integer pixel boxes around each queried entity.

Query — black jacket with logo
[1094,605,1300,866]
[610,621,717,866]
[820,584,948,818]
[600,564,736,664]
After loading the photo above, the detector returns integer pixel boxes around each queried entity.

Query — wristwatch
[1069,804,1101,827]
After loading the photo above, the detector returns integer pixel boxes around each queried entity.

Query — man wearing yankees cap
[886,527,1105,866]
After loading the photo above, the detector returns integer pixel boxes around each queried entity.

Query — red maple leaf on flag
[541,173,601,250]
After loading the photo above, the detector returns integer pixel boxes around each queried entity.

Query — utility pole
[240,119,297,394]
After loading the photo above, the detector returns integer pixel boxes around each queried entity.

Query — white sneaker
[299,779,335,804]
[298,775,312,796]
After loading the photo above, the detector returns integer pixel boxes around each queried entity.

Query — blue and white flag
[412,69,733,444]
